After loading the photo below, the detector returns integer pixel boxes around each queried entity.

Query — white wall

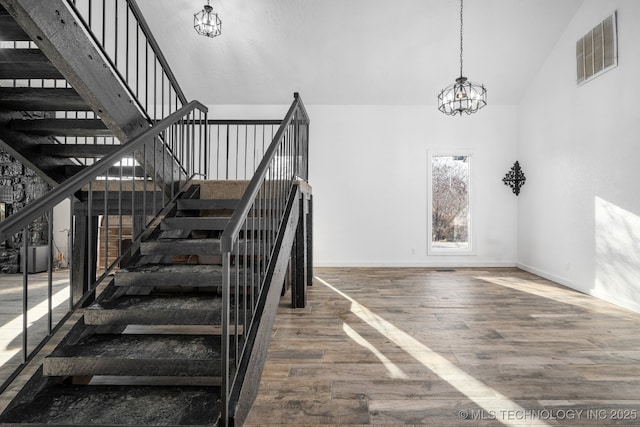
[212,103,519,267]
[517,0,640,312]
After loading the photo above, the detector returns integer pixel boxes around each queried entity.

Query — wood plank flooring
[245,267,640,427]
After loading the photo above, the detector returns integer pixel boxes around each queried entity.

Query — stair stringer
[228,186,300,427]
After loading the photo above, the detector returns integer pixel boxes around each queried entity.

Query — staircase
[0,182,248,425]
[0,168,311,426]
[0,1,312,426]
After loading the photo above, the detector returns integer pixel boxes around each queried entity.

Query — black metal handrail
[219,93,310,425]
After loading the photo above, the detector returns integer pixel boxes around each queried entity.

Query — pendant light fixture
[437,0,486,116]
[194,0,222,38]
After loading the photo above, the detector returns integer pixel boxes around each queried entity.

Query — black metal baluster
[47,209,53,334]
[22,227,29,363]
[104,170,109,275]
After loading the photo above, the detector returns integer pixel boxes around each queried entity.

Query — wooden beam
[39,143,117,157]
[0,87,91,111]
[0,48,63,79]
[64,165,146,178]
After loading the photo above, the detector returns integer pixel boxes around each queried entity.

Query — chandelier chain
[459,0,464,77]
[436,0,486,116]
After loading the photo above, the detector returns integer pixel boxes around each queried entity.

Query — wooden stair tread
[113,263,251,287]
[44,334,222,377]
[39,142,117,156]
[85,293,224,326]
[0,48,64,79]
[0,7,30,41]
[0,384,221,425]
[0,87,91,111]
[141,238,223,256]
[177,198,240,210]
[161,216,230,231]
[119,263,225,275]
[161,216,273,232]
[12,118,111,137]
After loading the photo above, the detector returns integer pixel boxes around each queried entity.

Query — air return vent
[576,12,617,85]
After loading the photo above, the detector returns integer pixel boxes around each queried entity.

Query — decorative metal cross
[503,161,526,195]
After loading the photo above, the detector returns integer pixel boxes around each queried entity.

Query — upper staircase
[0,0,181,186]
[0,1,312,426]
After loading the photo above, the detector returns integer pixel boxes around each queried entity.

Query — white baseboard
[516,262,579,290]
[314,260,518,268]
[517,262,640,314]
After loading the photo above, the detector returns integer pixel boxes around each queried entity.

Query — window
[428,153,473,254]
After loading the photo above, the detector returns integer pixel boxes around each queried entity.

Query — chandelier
[437,0,486,116]
[194,0,221,38]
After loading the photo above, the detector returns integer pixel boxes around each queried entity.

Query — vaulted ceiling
[138,0,584,105]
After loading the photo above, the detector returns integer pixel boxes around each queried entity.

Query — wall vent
[576,12,617,85]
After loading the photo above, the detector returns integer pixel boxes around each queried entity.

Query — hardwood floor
[245,267,640,426]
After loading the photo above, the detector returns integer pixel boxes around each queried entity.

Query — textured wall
[0,148,50,273]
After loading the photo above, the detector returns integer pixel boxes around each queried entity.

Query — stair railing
[207,119,283,180]
[219,93,309,425]
[0,101,207,394]
[66,0,187,122]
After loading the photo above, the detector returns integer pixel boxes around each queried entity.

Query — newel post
[291,179,312,308]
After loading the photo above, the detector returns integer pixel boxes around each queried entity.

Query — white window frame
[427,151,476,256]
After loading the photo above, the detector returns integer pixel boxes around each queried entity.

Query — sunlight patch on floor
[317,275,551,427]
[0,283,70,367]
[342,322,409,380]
[0,280,55,297]
[475,275,609,313]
